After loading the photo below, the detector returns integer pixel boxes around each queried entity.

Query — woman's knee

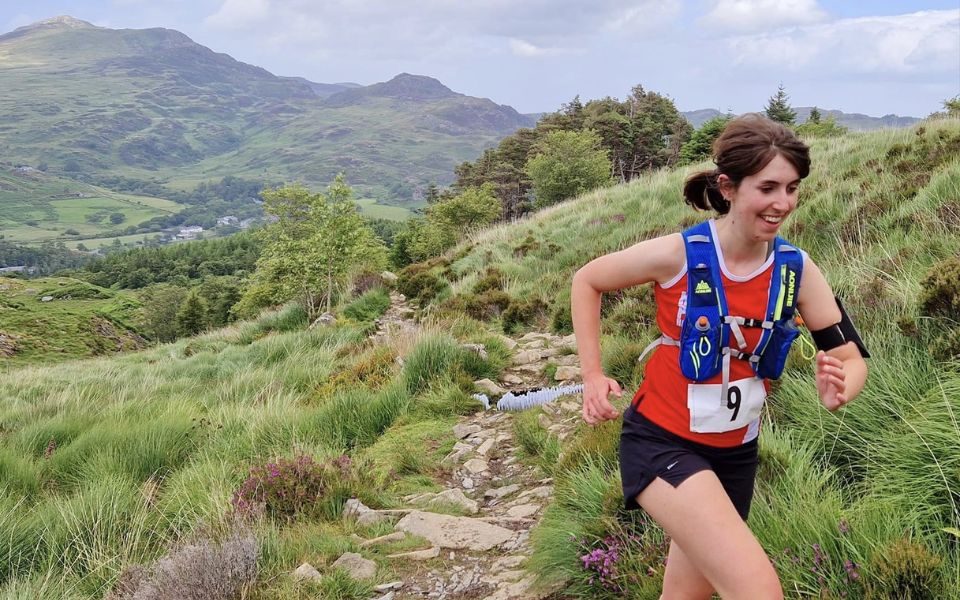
[718,560,782,600]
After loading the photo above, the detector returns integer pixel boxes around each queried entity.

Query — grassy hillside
[0,17,534,216]
[0,119,957,598]
[0,277,146,364]
[441,117,960,598]
[0,166,183,244]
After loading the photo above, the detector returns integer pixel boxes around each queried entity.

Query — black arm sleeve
[809,296,870,358]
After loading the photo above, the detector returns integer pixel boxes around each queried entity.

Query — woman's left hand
[816,350,848,411]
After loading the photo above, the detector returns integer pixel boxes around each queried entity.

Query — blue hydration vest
[639,220,804,402]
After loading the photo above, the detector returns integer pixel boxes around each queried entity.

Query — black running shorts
[619,405,759,520]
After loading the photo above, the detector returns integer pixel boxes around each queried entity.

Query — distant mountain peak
[322,72,459,107]
[377,73,458,100]
[26,16,97,30]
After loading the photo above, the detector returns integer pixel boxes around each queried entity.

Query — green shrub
[341,288,390,322]
[37,280,113,300]
[917,256,960,359]
[551,298,573,335]
[351,272,387,295]
[929,326,960,360]
[459,290,512,321]
[919,256,960,320]
[502,297,548,334]
[868,537,943,599]
[397,267,448,306]
[513,233,540,258]
[231,454,351,521]
[472,267,504,294]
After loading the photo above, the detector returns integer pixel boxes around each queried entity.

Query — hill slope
[0,17,535,210]
[0,115,957,599]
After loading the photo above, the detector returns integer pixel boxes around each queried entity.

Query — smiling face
[720,153,801,242]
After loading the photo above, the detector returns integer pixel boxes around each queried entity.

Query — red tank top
[633,234,777,448]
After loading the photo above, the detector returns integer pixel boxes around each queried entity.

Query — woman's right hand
[581,372,622,425]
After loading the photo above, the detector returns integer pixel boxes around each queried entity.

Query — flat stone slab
[506,503,540,519]
[395,510,515,551]
[331,552,377,580]
[293,562,322,581]
[387,546,440,561]
[463,458,489,474]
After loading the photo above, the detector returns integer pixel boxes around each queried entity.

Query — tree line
[36,83,915,346]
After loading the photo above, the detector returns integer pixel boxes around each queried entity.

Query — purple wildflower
[844,559,860,582]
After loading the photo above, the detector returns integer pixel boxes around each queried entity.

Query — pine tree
[175,291,208,337]
[765,84,797,125]
[808,106,822,124]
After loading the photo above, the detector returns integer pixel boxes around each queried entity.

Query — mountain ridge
[682,107,921,131]
[0,17,535,219]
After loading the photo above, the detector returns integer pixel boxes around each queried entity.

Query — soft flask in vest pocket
[755,318,800,379]
[678,263,725,382]
[678,312,723,381]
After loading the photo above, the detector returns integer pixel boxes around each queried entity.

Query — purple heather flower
[844,559,860,582]
[812,543,826,568]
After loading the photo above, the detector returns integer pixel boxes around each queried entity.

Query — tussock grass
[1,120,958,597]
[506,119,960,597]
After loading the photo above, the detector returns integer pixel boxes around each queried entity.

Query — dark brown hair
[683,113,811,214]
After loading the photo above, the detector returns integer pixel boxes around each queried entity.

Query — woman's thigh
[637,472,783,600]
[661,540,715,600]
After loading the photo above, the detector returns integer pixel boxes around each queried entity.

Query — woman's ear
[717,174,735,201]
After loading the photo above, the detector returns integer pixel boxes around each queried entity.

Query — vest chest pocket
[687,377,766,433]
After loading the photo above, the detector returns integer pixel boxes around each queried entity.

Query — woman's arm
[796,257,868,410]
[572,234,684,424]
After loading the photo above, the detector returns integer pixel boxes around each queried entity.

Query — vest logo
[785,270,796,307]
[695,280,712,294]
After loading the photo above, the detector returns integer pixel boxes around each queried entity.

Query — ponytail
[683,169,730,215]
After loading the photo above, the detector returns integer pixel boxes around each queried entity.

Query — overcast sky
[3,1,958,118]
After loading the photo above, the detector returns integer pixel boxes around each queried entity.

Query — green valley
[0,115,957,598]
[0,16,534,224]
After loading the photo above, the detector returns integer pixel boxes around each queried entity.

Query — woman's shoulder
[635,232,686,284]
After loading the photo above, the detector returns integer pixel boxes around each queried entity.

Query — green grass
[0,277,144,366]
[0,119,958,598]
[0,305,514,595]
[0,170,184,244]
[461,118,960,598]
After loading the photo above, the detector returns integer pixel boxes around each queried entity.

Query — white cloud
[205,0,271,30]
[727,10,960,74]
[201,0,682,50]
[702,0,828,33]
[508,38,575,58]
[606,0,683,31]
[510,39,548,57]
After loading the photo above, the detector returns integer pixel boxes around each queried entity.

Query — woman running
[571,114,868,599]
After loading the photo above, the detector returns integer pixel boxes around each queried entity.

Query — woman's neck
[712,216,768,267]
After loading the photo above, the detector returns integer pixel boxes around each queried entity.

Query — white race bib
[687,377,766,433]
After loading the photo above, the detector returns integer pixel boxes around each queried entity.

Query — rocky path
[342,292,584,599]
